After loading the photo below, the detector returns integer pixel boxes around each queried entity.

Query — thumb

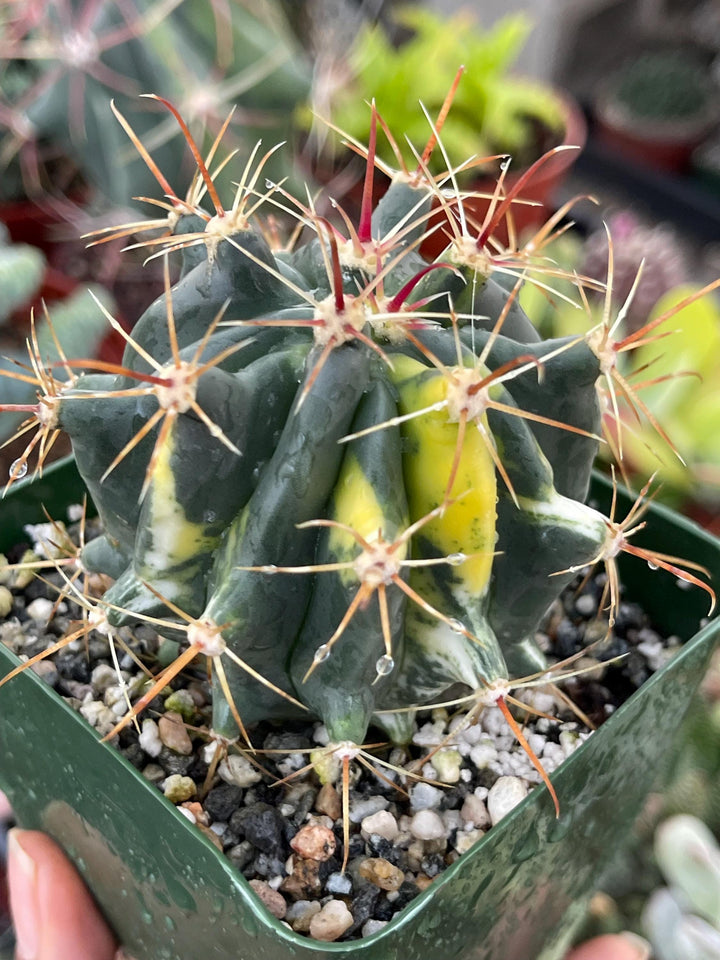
[8,829,118,960]
[566,932,651,960]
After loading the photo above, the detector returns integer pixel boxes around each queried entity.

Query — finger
[0,792,12,820]
[8,828,118,960]
[566,932,651,960]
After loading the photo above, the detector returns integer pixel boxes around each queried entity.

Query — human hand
[5,825,651,960]
[566,932,651,960]
[7,828,121,960]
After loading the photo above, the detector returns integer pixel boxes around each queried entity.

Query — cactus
[642,815,720,960]
[1,94,717,867]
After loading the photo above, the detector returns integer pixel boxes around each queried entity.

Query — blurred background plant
[0,0,311,208]
[298,5,566,178]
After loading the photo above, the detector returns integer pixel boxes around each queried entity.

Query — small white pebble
[469,740,498,769]
[487,776,528,826]
[412,720,447,747]
[91,664,119,694]
[361,810,399,842]
[455,828,485,855]
[409,782,444,811]
[309,899,353,942]
[409,809,445,841]
[460,794,490,828]
[219,754,262,788]
[361,919,388,937]
[349,796,388,823]
[25,597,55,623]
[79,701,117,737]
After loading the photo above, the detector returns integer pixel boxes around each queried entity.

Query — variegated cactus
[1,95,716,846]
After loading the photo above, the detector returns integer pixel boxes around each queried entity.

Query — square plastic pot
[0,458,718,960]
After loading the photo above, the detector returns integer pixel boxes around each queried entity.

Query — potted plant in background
[0,86,718,960]
[593,47,720,174]
[301,5,586,247]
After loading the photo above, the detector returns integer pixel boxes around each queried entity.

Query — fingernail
[7,829,40,960]
[619,931,652,959]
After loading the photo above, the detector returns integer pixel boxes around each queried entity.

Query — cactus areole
[0,95,718,960]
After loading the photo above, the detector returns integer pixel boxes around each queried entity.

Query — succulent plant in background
[642,815,720,960]
[0,0,310,209]
[304,6,565,178]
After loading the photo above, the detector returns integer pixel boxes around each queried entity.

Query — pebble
[231,803,286,856]
[409,809,445,841]
[361,811,399,842]
[326,871,353,895]
[248,880,287,920]
[139,719,163,758]
[219,754,262,788]
[487,776,528,826]
[158,711,193,755]
[79,700,118,738]
[164,689,196,721]
[90,664,119,694]
[280,858,323,900]
[460,794,490,828]
[469,740,498,768]
[315,783,341,820]
[361,919,388,937]
[358,857,405,891]
[431,748,462,783]
[455,828,485,855]
[290,824,337,861]
[25,597,55,623]
[204,783,243,822]
[309,899,353,942]
[0,586,13,617]
[349,796,388,823]
[162,774,196,802]
[408,782,444,811]
[285,900,321,933]
[141,763,165,784]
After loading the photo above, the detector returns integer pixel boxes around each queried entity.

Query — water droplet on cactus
[314,644,331,664]
[375,654,394,676]
[447,552,466,566]
[500,155,512,172]
[9,459,27,479]
[262,564,278,574]
[448,618,465,634]
[647,560,659,571]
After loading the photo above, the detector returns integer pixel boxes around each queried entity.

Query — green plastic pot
[1,457,718,960]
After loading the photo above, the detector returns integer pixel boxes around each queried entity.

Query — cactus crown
[1,90,717,852]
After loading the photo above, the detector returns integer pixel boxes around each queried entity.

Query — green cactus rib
[2,106,715,771]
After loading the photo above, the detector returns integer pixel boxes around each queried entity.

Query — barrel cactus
[1,97,716,849]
